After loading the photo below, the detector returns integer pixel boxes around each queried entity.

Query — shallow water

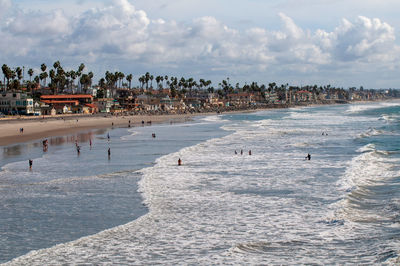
[2,101,400,265]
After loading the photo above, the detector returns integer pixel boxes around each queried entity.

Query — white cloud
[330,16,396,61]
[6,9,70,36]
[0,0,399,88]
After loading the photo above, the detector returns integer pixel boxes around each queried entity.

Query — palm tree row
[1,62,92,95]
[2,61,371,102]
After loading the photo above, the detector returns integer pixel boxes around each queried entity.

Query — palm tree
[77,63,85,92]
[138,76,144,91]
[126,74,133,90]
[156,76,161,90]
[80,71,93,93]
[119,72,125,88]
[164,75,168,88]
[69,70,77,92]
[15,67,23,89]
[53,61,61,70]
[2,64,12,91]
[78,63,85,73]
[28,68,34,82]
[144,72,151,89]
[150,75,154,89]
[40,63,47,87]
[39,72,48,88]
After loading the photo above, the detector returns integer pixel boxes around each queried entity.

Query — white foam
[346,102,399,114]
[5,102,399,265]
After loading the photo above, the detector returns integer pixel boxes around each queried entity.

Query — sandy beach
[0,114,195,147]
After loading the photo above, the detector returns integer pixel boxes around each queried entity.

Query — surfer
[240,149,243,155]
[29,159,33,169]
[235,150,237,155]
[306,153,311,160]
[249,150,252,155]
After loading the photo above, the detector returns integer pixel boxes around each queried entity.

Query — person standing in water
[306,153,311,160]
[29,159,33,169]
[178,158,182,166]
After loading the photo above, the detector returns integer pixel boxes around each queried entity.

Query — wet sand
[0,114,194,147]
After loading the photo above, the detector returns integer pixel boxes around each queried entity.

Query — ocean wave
[346,102,400,114]
[200,115,229,123]
[379,114,400,122]
[357,128,385,139]
[339,144,398,190]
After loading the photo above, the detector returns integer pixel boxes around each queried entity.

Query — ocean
[1,100,400,265]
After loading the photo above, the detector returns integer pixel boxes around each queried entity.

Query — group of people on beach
[234,149,252,155]
[27,117,164,169]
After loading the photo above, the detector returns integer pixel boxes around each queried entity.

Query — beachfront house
[226,93,256,106]
[95,98,114,113]
[160,95,173,111]
[264,92,279,104]
[184,97,202,109]
[294,90,312,102]
[40,94,95,114]
[0,92,34,115]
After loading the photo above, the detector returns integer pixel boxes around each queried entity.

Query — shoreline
[0,113,199,147]
[0,99,396,147]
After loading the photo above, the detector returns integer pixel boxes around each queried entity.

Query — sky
[1,0,400,89]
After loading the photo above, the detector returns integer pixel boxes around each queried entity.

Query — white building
[0,92,34,115]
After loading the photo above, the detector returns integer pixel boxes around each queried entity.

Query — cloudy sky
[1,0,400,88]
